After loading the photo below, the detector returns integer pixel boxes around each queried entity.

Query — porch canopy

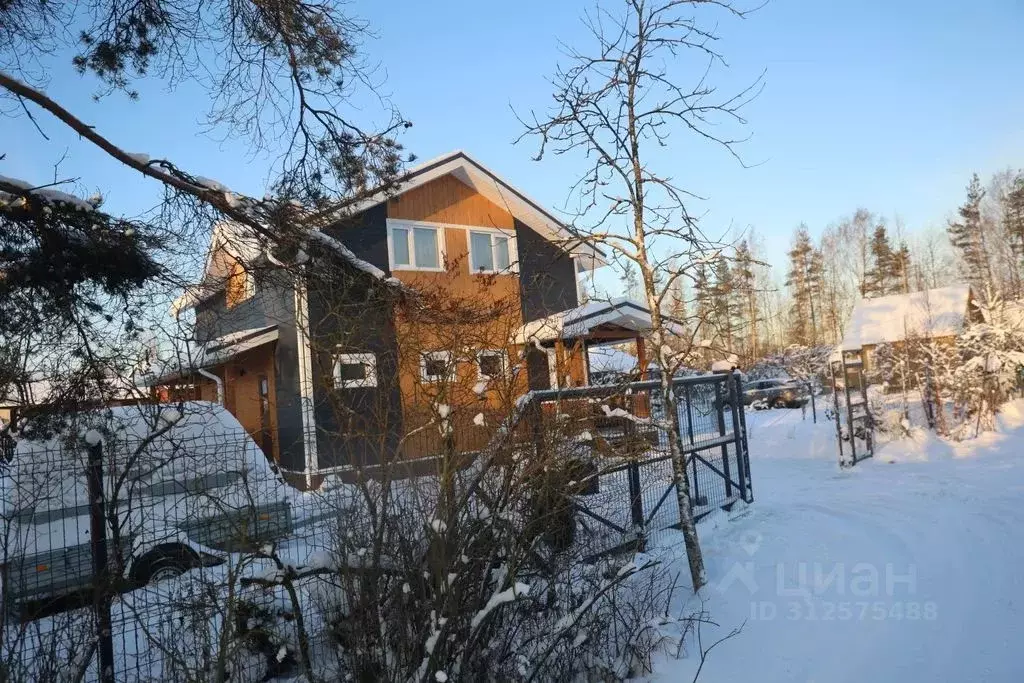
[142,325,279,386]
[514,297,679,348]
[514,298,687,385]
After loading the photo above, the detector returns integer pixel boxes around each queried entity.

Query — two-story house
[153,151,661,487]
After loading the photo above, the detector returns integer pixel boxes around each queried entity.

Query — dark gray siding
[192,271,306,472]
[306,263,402,469]
[525,346,552,391]
[515,219,579,323]
[193,269,293,343]
[323,202,391,274]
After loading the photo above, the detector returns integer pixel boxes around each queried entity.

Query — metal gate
[523,372,753,559]
[830,350,875,466]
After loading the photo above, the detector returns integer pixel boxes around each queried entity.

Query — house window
[477,350,507,379]
[389,221,443,271]
[333,352,378,388]
[421,351,454,383]
[226,262,255,309]
[469,229,515,273]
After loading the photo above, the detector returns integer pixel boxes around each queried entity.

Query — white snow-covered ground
[650,403,1024,682]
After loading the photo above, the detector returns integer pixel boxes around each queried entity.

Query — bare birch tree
[518,0,762,590]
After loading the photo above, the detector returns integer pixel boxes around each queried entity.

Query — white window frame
[333,352,377,389]
[420,350,454,383]
[477,349,507,380]
[387,219,447,272]
[546,348,559,390]
[466,226,518,274]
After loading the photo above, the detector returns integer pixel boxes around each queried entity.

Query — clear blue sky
[4,0,1023,287]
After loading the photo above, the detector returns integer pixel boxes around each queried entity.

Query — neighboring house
[837,284,981,372]
[152,151,670,487]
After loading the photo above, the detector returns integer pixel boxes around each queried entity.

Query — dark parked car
[719,378,809,409]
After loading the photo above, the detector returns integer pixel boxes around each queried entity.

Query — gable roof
[174,150,603,315]
[840,284,972,350]
[172,220,393,316]
[342,150,606,269]
[514,297,684,345]
[142,325,280,385]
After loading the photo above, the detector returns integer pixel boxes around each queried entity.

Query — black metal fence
[0,404,326,681]
[0,375,752,680]
[520,371,753,559]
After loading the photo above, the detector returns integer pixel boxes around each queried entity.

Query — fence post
[733,375,751,501]
[87,438,115,683]
[842,356,858,464]
[682,383,702,506]
[713,380,733,499]
[728,373,749,503]
[529,397,544,460]
[623,417,646,551]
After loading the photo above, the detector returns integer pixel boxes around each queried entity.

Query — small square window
[334,352,377,388]
[478,350,506,379]
[421,351,454,383]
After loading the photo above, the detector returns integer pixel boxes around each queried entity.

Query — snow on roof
[173,218,393,315]
[840,285,972,350]
[515,297,651,344]
[340,150,606,269]
[588,346,640,374]
[515,297,688,345]
[142,326,279,385]
[0,379,53,408]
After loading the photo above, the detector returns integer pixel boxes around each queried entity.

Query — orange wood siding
[221,343,280,462]
[556,341,588,388]
[225,261,250,309]
[388,174,515,229]
[386,174,528,457]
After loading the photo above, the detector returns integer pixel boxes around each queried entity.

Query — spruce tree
[785,224,820,345]
[693,261,713,342]
[892,241,912,295]
[948,173,992,289]
[621,264,642,300]
[712,255,735,352]
[1003,172,1024,295]
[734,240,758,359]
[866,224,896,296]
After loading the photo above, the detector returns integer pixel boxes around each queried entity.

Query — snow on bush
[949,291,1024,438]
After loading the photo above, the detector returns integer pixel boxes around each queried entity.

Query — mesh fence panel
[0,375,750,680]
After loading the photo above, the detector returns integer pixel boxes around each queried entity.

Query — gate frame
[524,371,753,559]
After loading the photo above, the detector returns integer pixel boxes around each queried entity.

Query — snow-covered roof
[840,285,972,351]
[173,219,391,315]
[588,346,641,374]
[142,326,279,385]
[341,150,606,269]
[175,151,604,315]
[515,297,683,345]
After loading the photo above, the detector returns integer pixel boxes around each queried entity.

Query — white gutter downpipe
[197,367,225,405]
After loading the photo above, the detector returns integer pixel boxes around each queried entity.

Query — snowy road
[653,404,1024,682]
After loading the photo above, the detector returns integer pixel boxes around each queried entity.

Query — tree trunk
[647,290,706,590]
